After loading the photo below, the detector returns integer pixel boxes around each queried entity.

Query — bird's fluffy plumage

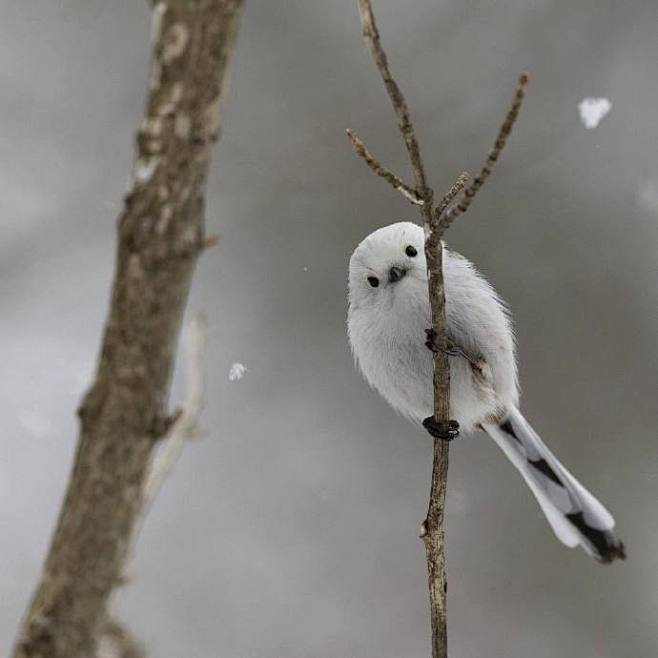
[347,222,624,563]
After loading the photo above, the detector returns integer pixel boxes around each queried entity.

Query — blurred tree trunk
[11,2,243,657]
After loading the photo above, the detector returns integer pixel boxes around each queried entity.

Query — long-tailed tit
[347,222,625,563]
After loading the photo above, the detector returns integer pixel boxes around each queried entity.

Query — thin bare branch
[356,0,429,196]
[442,74,528,226]
[354,1,449,656]
[346,129,424,205]
[351,4,528,658]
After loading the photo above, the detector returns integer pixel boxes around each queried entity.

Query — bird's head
[348,222,428,312]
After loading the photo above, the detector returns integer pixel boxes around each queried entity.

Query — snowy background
[2,1,658,656]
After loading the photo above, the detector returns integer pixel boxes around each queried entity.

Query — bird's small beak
[388,266,407,283]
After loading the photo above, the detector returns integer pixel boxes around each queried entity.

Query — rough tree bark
[349,2,527,656]
[11,2,243,657]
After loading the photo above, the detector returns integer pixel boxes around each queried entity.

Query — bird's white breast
[348,246,519,433]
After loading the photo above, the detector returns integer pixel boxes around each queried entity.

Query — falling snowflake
[228,362,246,382]
[578,97,611,129]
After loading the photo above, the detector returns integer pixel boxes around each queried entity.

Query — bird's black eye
[405,245,418,257]
[367,276,379,288]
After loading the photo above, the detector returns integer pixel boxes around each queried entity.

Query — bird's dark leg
[424,329,461,440]
[424,328,460,356]
[423,417,460,441]
[425,328,485,376]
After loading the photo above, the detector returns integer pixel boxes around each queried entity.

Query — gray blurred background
[2,1,657,656]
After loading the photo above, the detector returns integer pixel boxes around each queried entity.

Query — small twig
[143,310,208,510]
[356,0,429,197]
[201,234,220,250]
[433,172,470,229]
[442,74,528,227]
[346,129,424,205]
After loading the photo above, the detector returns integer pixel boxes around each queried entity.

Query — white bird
[347,222,625,563]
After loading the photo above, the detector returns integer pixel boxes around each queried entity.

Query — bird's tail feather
[482,407,625,563]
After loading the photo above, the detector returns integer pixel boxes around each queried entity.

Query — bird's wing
[446,334,493,387]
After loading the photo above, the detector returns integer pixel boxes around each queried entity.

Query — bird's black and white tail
[483,408,625,563]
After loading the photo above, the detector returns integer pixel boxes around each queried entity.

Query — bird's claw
[423,417,460,441]
[424,328,439,353]
[424,328,460,356]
